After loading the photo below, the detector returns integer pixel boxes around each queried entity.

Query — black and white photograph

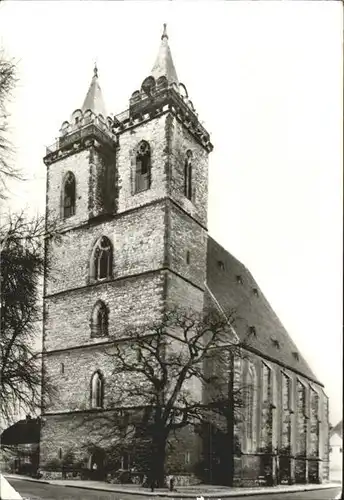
[0,1,342,500]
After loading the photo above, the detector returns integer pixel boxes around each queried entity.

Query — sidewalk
[4,474,342,498]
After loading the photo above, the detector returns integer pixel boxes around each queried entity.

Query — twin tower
[40,25,213,464]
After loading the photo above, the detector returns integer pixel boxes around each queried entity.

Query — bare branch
[0,211,60,423]
[85,306,250,487]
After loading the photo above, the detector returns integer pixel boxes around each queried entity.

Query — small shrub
[44,458,62,471]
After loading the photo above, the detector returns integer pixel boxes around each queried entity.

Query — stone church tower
[41,26,329,486]
[41,25,212,474]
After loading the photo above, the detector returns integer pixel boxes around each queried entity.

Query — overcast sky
[0,1,342,424]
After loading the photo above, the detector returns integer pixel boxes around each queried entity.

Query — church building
[40,25,330,486]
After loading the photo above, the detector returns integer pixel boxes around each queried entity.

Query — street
[6,479,342,500]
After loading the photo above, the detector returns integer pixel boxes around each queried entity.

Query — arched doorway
[88,449,106,480]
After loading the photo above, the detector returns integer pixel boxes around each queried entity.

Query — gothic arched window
[261,362,273,450]
[62,172,76,218]
[91,301,108,338]
[90,236,113,281]
[296,380,307,456]
[90,371,104,409]
[245,362,258,451]
[135,141,151,193]
[282,373,292,450]
[184,150,193,201]
[309,386,320,456]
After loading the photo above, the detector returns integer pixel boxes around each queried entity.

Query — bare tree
[0,48,21,199]
[82,308,252,488]
[0,211,59,423]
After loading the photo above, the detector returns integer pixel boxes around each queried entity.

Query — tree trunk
[150,431,167,488]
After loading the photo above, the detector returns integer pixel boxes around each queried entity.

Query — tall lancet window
[296,380,307,456]
[261,362,273,450]
[184,150,193,200]
[245,361,258,451]
[90,371,104,409]
[91,236,113,281]
[281,373,292,450]
[309,386,319,457]
[62,172,76,218]
[135,141,151,193]
[91,301,108,338]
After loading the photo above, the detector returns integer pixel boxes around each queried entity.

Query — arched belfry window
[90,371,104,409]
[62,172,76,218]
[91,301,108,338]
[135,141,151,193]
[90,236,113,281]
[184,150,193,200]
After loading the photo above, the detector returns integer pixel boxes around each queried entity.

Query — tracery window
[90,371,104,409]
[135,141,151,193]
[184,150,193,200]
[261,362,273,449]
[281,373,292,449]
[282,373,292,411]
[91,301,108,337]
[296,380,307,456]
[62,172,76,218]
[245,361,258,451]
[309,386,320,456]
[90,236,113,281]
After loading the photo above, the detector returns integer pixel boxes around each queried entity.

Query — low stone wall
[166,474,201,487]
[40,469,200,487]
[41,470,64,480]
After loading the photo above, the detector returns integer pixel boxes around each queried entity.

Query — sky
[0,1,342,424]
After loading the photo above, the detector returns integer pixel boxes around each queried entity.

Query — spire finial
[81,60,107,117]
[162,23,168,40]
[151,23,178,85]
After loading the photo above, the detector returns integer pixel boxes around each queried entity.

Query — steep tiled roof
[151,24,179,86]
[0,417,40,445]
[206,236,321,385]
[81,65,107,118]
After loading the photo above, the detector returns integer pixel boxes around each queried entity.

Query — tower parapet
[44,109,116,166]
[44,66,116,167]
[112,25,213,153]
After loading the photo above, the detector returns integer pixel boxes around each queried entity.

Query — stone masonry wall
[167,201,207,291]
[40,411,120,466]
[116,113,209,228]
[46,150,91,227]
[169,116,209,228]
[212,349,329,485]
[165,272,204,312]
[43,340,151,413]
[89,147,117,217]
[45,202,165,296]
[165,425,202,476]
[40,411,201,477]
[44,271,165,352]
[116,115,168,214]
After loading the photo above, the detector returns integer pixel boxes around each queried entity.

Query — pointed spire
[161,23,168,40]
[151,24,179,85]
[81,64,107,117]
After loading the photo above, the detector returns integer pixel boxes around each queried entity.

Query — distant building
[330,421,343,482]
[40,25,330,486]
[0,416,40,475]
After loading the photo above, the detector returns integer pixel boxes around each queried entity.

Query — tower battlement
[44,109,116,166]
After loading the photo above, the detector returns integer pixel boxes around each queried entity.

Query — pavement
[0,475,22,500]
[3,474,342,498]
[4,478,343,500]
